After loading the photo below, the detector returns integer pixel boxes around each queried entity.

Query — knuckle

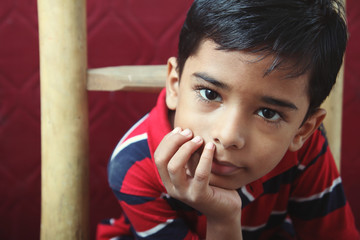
[167,162,178,175]
[154,150,161,163]
[194,170,209,182]
[179,141,196,152]
[154,150,167,166]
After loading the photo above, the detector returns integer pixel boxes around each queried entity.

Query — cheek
[251,136,291,173]
[174,105,209,131]
[173,96,195,127]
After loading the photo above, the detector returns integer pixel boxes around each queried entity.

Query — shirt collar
[243,151,299,202]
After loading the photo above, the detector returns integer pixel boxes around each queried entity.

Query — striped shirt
[97,89,359,240]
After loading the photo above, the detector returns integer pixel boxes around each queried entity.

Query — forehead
[184,40,310,96]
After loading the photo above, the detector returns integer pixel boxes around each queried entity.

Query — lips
[211,159,242,176]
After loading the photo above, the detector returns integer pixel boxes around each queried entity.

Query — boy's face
[166,40,324,190]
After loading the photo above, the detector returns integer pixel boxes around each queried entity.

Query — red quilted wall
[0,0,358,239]
[342,0,360,230]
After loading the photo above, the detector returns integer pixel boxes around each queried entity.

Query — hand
[155,127,243,239]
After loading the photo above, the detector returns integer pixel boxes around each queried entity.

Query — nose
[212,108,246,150]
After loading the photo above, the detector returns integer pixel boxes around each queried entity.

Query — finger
[192,142,215,190]
[155,127,190,169]
[168,136,203,189]
[155,127,183,187]
[155,128,192,166]
[154,128,193,188]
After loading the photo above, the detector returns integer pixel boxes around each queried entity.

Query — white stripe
[241,185,255,202]
[242,223,266,232]
[136,219,174,238]
[160,192,170,199]
[110,133,148,161]
[290,176,342,202]
[119,114,149,145]
[110,237,120,240]
[285,218,293,224]
[297,164,306,170]
[110,114,149,162]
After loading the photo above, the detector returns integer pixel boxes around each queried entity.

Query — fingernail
[172,127,181,134]
[191,136,202,143]
[180,129,192,137]
[205,142,215,150]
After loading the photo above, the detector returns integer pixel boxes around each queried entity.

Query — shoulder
[108,114,153,193]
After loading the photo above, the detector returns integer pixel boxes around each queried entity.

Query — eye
[257,108,281,122]
[198,89,222,102]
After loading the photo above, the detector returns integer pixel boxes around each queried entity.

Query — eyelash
[194,85,222,103]
[256,108,285,127]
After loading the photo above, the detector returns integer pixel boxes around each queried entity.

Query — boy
[98,0,359,239]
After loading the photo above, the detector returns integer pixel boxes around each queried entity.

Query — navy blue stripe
[288,182,346,220]
[242,228,262,239]
[242,213,292,239]
[265,212,288,229]
[108,139,151,190]
[164,196,195,212]
[110,236,134,240]
[305,139,328,170]
[134,218,189,240]
[112,190,155,205]
[100,218,112,225]
[238,188,251,208]
[262,166,298,194]
[319,124,328,140]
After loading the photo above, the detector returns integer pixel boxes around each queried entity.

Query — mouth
[211,158,243,176]
[187,145,245,177]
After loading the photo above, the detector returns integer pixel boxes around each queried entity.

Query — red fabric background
[342,0,360,230]
[0,0,358,239]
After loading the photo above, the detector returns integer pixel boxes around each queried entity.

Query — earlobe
[166,57,180,110]
[289,108,327,151]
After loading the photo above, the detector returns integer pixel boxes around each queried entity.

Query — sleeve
[288,129,359,239]
[106,138,203,240]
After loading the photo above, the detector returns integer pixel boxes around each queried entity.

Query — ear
[288,108,327,152]
[165,57,180,110]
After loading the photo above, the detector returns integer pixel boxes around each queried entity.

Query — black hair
[177,0,348,117]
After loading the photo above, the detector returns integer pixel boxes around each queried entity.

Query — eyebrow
[261,96,298,110]
[193,72,230,90]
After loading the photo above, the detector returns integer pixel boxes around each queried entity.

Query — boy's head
[164,0,348,189]
[177,0,348,117]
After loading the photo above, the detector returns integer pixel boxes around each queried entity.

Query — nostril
[214,138,220,144]
[213,136,245,150]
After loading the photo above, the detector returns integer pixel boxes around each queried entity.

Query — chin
[209,175,245,190]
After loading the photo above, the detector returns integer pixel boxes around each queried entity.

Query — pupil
[263,109,275,118]
[205,90,217,100]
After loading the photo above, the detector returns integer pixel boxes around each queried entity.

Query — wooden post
[38,0,89,239]
[322,65,344,171]
[321,0,346,171]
